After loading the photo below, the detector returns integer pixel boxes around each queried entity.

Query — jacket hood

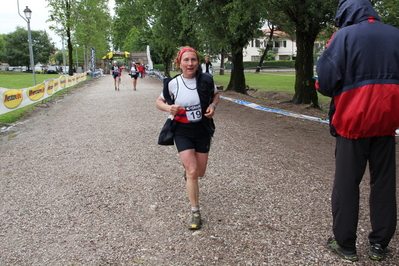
[334,0,380,28]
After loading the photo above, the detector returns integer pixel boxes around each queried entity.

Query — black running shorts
[174,122,211,153]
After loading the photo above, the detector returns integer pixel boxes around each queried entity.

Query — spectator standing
[137,63,144,78]
[316,0,399,262]
[201,55,214,76]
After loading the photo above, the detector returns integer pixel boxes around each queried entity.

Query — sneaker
[327,237,359,262]
[188,212,201,230]
[369,243,386,261]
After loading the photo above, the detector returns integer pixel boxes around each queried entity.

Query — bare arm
[204,90,220,118]
[155,96,181,116]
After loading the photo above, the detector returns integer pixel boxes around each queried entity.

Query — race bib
[185,104,202,122]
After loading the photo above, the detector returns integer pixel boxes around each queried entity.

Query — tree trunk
[219,49,225,75]
[227,45,246,94]
[67,27,74,76]
[256,27,274,73]
[164,63,171,78]
[292,30,319,107]
[163,55,171,78]
[65,0,74,76]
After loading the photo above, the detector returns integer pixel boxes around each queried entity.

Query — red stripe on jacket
[332,84,399,139]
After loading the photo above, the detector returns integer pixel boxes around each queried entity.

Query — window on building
[274,41,280,48]
[283,41,287,47]
[251,56,260,61]
[280,55,290,60]
[255,40,261,48]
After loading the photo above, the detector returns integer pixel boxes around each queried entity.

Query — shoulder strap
[163,74,182,105]
[162,77,174,105]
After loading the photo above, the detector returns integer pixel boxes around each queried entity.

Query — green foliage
[265,0,338,106]
[194,0,269,93]
[47,0,111,70]
[371,0,399,29]
[144,0,194,77]
[74,0,111,60]
[2,27,56,68]
[197,0,266,53]
[0,104,36,124]
[113,0,148,51]
[112,0,178,71]
[121,27,144,52]
[53,51,65,65]
[258,49,276,61]
[152,64,165,71]
[0,34,5,60]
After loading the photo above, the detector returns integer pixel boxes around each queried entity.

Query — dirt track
[0,75,397,265]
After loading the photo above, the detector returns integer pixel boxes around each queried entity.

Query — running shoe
[369,243,386,261]
[327,237,359,262]
[188,211,201,230]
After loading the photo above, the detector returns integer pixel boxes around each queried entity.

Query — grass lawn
[171,71,330,104]
[0,71,61,89]
[213,72,296,93]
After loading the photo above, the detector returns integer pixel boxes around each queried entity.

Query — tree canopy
[264,0,339,106]
[47,0,111,75]
[195,0,267,93]
[371,0,399,29]
[2,26,56,68]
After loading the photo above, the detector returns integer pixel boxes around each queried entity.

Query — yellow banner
[27,84,45,101]
[3,90,23,109]
[0,73,87,115]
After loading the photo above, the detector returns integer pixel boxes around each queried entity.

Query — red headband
[177,48,198,64]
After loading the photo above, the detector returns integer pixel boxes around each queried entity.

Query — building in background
[244,29,297,61]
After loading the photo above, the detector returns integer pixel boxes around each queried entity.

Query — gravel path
[0,75,398,265]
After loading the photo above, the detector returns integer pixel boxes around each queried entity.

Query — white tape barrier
[220,95,399,136]
[220,95,329,124]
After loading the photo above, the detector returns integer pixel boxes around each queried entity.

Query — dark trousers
[332,135,397,251]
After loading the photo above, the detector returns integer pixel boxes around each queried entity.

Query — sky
[0,0,115,49]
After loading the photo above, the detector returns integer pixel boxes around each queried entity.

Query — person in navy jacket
[316,0,399,262]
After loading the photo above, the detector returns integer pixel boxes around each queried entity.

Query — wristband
[210,103,217,110]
